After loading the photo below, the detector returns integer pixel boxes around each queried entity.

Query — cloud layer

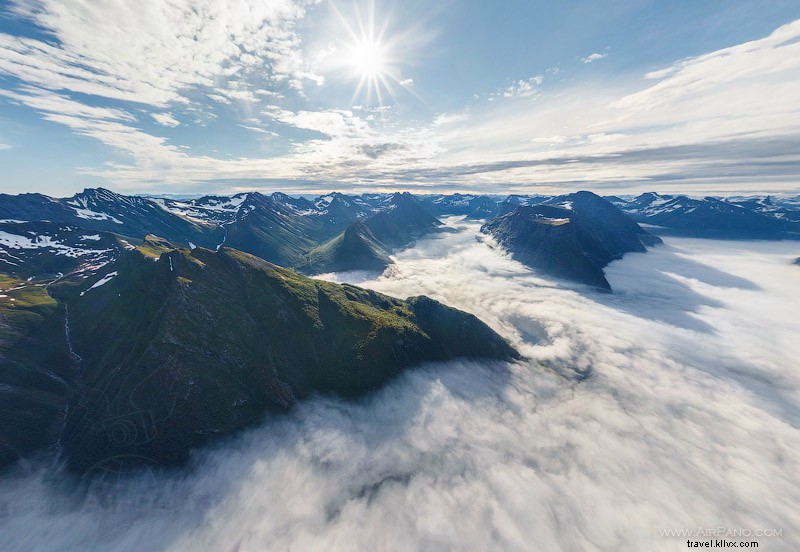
[1,219,798,551]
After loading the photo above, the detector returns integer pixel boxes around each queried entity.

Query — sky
[1,0,800,197]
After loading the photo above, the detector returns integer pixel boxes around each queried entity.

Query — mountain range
[609,192,800,239]
[2,186,799,472]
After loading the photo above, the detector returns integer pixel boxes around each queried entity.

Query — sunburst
[326,0,418,107]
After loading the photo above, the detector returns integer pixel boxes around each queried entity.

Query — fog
[1,218,798,551]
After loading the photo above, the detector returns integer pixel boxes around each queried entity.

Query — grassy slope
[58,244,516,472]
[0,274,75,466]
[302,220,392,273]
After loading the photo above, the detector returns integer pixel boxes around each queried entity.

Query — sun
[324,0,420,107]
[349,38,387,79]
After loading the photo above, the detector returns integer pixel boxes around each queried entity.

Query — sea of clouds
[1,217,798,551]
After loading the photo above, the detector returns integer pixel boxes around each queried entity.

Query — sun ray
[326,0,416,108]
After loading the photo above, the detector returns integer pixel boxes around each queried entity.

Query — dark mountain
[481,192,661,290]
[361,192,443,248]
[270,192,316,213]
[618,192,799,239]
[311,192,378,230]
[46,243,516,472]
[545,191,663,248]
[0,188,222,248]
[303,219,391,273]
[0,273,76,467]
[0,192,77,221]
[301,192,442,273]
[0,221,121,278]
[303,192,443,274]
[222,192,338,267]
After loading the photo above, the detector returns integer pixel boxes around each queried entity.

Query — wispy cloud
[151,113,180,128]
[502,75,543,98]
[1,0,318,107]
[581,52,607,64]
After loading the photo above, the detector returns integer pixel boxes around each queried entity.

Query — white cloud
[433,113,470,126]
[399,78,414,87]
[502,75,543,98]
[151,112,180,128]
[0,0,317,107]
[1,7,799,195]
[1,222,798,550]
[0,86,136,122]
[238,124,278,137]
[267,108,369,138]
[581,52,607,64]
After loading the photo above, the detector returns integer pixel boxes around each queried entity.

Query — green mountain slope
[0,275,76,466]
[55,243,516,472]
[303,192,443,274]
[302,220,392,273]
[223,193,335,267]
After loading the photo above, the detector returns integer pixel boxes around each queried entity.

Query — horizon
[6,185,800,201]
[1,1,800,197]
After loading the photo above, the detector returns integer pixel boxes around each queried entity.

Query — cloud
[0,86,136,122]
[151,113,180,128]
[501,75,543,99]
[1,6,799,195]
[433,113,470,126]
[399,78,414,87]
[1,220,798,550]
[237,124,278,137]
[581,52,607,64]
[359,142,408,159]
[383,19,800,194]
[267,108,369,138]
[0,0,317,107]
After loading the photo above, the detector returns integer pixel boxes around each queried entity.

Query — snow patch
[80,271,118,296]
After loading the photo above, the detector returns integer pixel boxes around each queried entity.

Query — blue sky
[1,0,799,197]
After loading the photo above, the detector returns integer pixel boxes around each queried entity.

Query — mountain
[724,195,800,225]
[617,192,799,239]
[303,192,443,274]
[310,192,379,229]
[0,188,222,248]
[0,189,445,279]
[545,191,663,248]
[419,194,502,219]
[360,192,443,248]
[221,192,338,267]
[0,192,77,222]
[0,273,75,467]
[303,220,391,273]
[151,193,252,225]
[46,243,516,472]
[496,194,553,217]
[0,221,121,278]
[481,192,661,290]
